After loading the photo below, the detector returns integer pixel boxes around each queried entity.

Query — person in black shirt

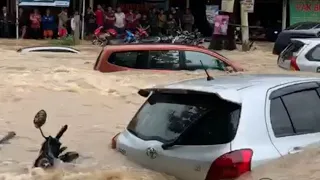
[170,7,181,29]
[84,7,96,37]
[139,14,150,29]
[18,8,28,39]
[0,6,13,38]
[138,14,150,35]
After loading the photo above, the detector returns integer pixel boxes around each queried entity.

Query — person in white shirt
[114,7,125,36]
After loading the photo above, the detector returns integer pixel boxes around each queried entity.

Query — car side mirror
[33,110,47,129]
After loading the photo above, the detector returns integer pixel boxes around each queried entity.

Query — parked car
[278,38,320,72]
[111,74,320,180]
[93,44,244,72]
[273,22,320,55]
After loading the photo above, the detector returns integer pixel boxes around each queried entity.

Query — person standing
[170,7,181,28]
[95,5,104,28]
[125,9,136,32]
[149,7,158,36]
[85,7,96,36]
[167,14,177,35]
[58,8,69,32]
[135,10,141,26]
[114,7,125,36]
[0,6,12,38]
[182,8,194,32]
[18,8,27,39]
[105,7,115,29]
[42,9,55,39]
[139,14,150,31]
[29,9,41,39]
[157,9,166,35]
[71,11,80,43]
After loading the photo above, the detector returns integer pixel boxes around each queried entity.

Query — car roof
[140,74,320,104]
[151,74,320,94]
[291,38,320,44]
[282,28,320,34]
[104,44,211,51]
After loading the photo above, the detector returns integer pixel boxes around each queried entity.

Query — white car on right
[278,38,320,72]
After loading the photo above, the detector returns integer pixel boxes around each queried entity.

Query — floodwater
[0,40,317,180]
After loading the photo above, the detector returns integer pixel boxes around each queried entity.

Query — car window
[308,46,320,61]
[127,92,241,145]
[149,50,180,70]
[281,90,320,134]
[280,41,305,60]
[270,98,295,137]
[183,51,226,71]
[179,106,241,145]
[108,51,149,69]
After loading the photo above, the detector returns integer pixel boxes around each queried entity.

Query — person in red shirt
[95,4,104,28]
[105,7,115,29]
[29,8,41,39]
[125,9,137,33]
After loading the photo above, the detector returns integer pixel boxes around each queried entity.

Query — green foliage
[49,35,75,46]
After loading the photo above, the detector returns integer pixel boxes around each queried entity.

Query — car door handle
[288,146,303,154]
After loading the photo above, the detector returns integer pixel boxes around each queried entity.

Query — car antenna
[200,60,214,81]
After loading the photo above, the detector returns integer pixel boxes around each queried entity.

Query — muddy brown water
[0,40,317,180]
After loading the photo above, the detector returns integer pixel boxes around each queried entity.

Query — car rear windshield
[127,92,241,144]
[281,41,305,59]
[295,23,319,30]
[286,22,319,30]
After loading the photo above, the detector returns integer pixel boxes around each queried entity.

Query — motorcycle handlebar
[55,125,68,140]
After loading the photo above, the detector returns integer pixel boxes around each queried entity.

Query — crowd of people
[0,5,195,39]
[18,7,80,39]
[85,5,195,38]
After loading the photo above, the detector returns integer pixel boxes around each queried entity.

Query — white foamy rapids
[0,40,319,180]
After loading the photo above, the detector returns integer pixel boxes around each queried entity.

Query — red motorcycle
[135,27,149,40]
[92,26,117,46]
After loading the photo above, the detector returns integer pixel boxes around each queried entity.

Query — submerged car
[273,22,320,55]
[93,44,243,72]
[111,74,320,180]
[278,38,320,72]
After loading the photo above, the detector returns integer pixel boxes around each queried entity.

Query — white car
[278,38,320,72]
[111,74,320,180]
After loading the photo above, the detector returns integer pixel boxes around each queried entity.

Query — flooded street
[0,40,316,180]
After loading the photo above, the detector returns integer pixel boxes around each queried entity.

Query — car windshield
[127,92,241,143]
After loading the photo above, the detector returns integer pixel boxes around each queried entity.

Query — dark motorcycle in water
[33,110,79,169]
[170,29,204,46]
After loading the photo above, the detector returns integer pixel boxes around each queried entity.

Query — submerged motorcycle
[33,110,79,169]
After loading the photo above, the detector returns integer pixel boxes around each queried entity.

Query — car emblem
[146,147,157,159]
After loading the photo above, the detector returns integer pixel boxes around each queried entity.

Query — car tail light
[205,149,253,180]
[111,133,120,149]
[290,56,300,71]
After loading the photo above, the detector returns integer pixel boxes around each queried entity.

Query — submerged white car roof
[140,74,320,104]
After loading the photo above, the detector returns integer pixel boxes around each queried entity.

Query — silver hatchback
[112,74,320,180]
[278,38,320,72]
